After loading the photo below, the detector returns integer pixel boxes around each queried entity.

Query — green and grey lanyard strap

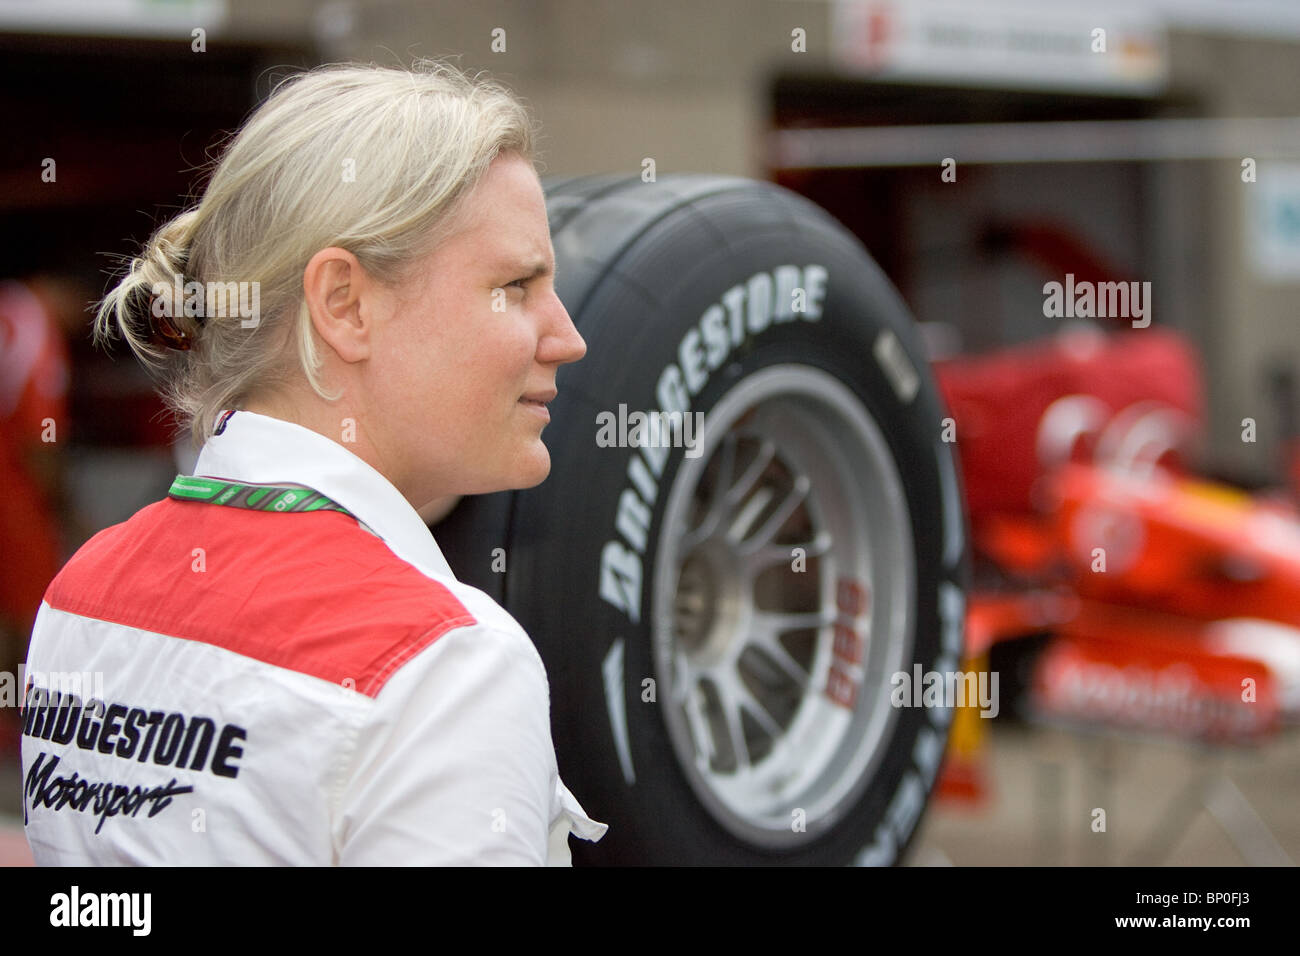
[167,475,355,518]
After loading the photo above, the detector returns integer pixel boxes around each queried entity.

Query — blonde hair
[94,59,537,448]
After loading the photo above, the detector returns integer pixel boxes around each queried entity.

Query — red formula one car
[934,307,1300,779]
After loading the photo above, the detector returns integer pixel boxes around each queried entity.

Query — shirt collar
[192,409,457,581]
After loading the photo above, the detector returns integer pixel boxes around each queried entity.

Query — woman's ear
[302,247,373,364]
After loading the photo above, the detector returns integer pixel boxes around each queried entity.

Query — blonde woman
[21,61,607,865]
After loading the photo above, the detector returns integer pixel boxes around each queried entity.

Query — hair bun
[140,212,201,351]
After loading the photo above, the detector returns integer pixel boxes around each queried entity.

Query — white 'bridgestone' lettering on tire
[597,264,829,624]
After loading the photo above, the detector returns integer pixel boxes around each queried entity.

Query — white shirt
[22,409,607,865]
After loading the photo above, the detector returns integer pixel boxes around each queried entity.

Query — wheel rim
[651,364,916,848]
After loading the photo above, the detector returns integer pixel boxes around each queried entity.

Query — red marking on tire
[827,577,868,707]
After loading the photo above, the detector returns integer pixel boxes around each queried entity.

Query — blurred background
[1,0,1298,865]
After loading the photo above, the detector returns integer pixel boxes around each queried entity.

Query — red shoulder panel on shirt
[42,499,476,697]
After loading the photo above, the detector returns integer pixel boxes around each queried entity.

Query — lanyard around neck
[167,475,355,518]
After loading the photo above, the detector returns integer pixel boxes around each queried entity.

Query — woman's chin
[514,446,552,488]
[456,445,552,495]
[491,446,551,492]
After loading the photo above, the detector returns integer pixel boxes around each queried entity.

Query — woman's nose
[540,292,586,365]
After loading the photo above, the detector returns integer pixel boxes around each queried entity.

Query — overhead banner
[832,0,1168,95]
[0,0,227,36]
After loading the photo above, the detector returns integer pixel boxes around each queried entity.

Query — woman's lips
[519,397,551,422]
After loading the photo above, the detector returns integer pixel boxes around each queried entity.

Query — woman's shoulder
[42,497,492,698]
[411,576,549,683]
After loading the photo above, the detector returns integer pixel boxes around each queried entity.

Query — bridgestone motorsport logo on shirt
[20,681,246,834]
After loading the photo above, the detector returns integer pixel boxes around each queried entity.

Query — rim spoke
[724,438,776,512]
[682,681,715,769]
[680,432,737,553]
[744,529,833,577]
[669,652,693,704]
[735,679,785,741]
[727,486,774,543]
[713,674,752,772]
[737,474,810,554]
[753,609,835,634]
[746,627,812,688]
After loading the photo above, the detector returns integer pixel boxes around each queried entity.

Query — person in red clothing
[0,278,69,747]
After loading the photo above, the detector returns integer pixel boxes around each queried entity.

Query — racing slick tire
[434,174,970,865]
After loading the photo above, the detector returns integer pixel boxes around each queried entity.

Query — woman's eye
[508,278,529,290]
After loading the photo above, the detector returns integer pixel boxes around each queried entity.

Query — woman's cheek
[510,319,541,366]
